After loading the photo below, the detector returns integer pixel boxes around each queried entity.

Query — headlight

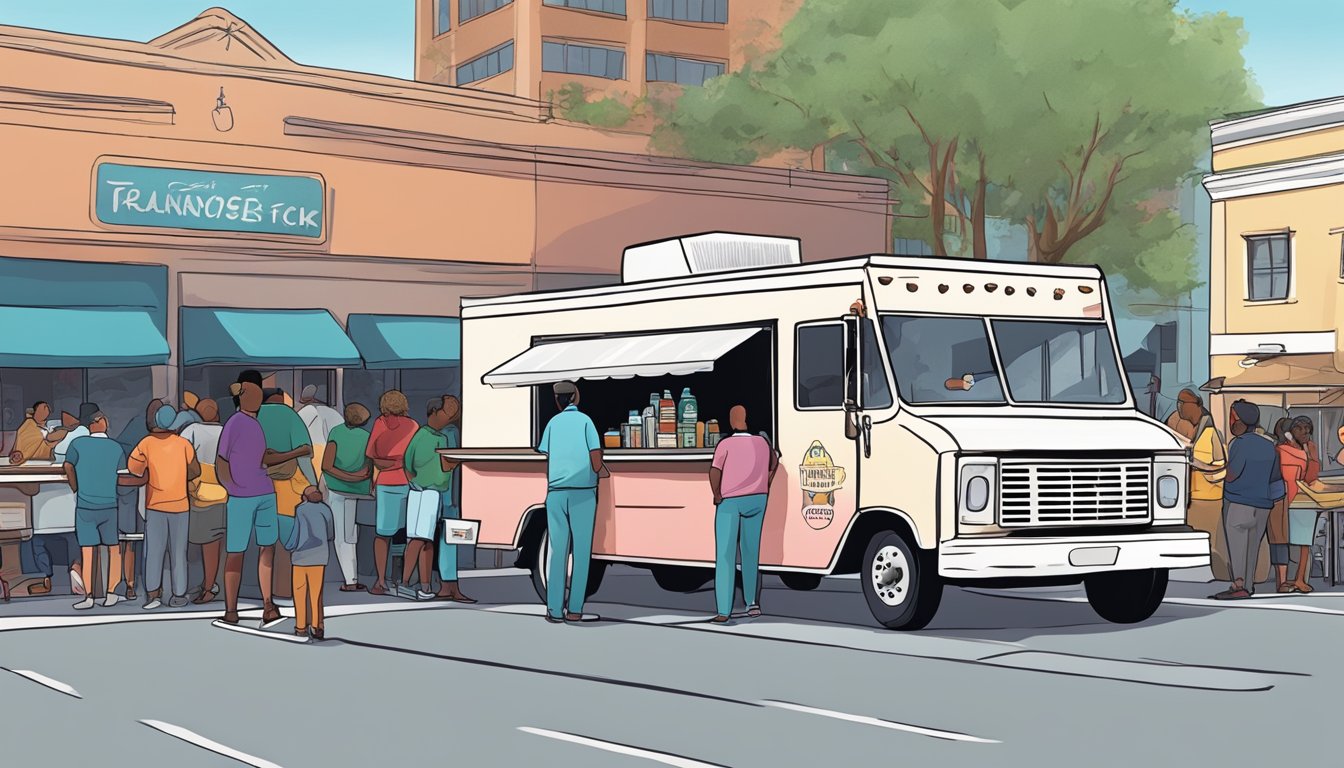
[958,461,997,526]
[1152,460,1186,521]
[1157,475,1179,508]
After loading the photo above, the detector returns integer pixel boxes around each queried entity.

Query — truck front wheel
[860,530,942,630]
[529,528,607,604]
[1084,568,1168,624]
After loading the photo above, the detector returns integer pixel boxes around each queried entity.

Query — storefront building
[0,9,887,581]
[1203,100,1344,467]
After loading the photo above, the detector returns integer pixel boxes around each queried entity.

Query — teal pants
[545,488,597,618]
[715,494,768,618]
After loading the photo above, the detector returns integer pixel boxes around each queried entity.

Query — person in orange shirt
[128,405,200,610]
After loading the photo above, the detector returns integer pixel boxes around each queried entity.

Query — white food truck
[446,234,1207,630]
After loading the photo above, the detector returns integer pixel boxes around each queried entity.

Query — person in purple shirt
[216,371,282,626]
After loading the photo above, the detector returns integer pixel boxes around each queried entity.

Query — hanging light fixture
[212,87,234,132]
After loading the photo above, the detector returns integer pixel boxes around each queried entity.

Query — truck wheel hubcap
[872,545,909,607]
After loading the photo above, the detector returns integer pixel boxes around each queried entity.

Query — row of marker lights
[877,275,1093,300]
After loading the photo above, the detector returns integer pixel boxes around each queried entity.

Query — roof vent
[621,233,801,283]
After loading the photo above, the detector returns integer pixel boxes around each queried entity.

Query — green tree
[656,0,1259,297]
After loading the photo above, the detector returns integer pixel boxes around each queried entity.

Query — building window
[460,0,512,24]
[543,0,626,15]
[645,53,725,85]
[457,41,515,86]
[542,40,626,80]
[435,0,451,35]
[648,0,727,24]
[1245,233,1291,302]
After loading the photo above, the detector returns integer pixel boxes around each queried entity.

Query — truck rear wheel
[860,530,942,630]
[1084,568,1168,624]
[529,528,607,604]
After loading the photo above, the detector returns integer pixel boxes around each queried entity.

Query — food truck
[446,234,1208,630]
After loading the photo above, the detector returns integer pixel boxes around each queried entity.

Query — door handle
[861,415,873,459]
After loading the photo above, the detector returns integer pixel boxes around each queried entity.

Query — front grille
[998,460,1151,527]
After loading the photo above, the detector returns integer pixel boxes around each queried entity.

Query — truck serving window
[881,316,1005,404]
[991,320,1126,405]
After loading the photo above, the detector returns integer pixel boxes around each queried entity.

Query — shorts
[225,494,279,554]
[1289,508,1319,546]
[1270,543,1290,566]
[277,514,295,548]
[188,503,228,545]
[117,485,143,537]
[407,488,445,542]
[75,506,118,547]
[375,484,410,537]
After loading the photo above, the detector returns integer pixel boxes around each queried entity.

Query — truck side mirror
[844,399,860,440]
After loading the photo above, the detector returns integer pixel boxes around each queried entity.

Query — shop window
[342,368,459,428]
[544,0,626,15]
[457,41,515,86]
[648,0,727,24]
[181,367,334,421]
[435,0,452,35]
[796,323,843,409]
[645,53,725,86]
[0,368,83,448]
[1245,233,1290,301]
[342,369,395,431]
[460,0,511,24]
[85,368,154,440]
[542,40,626,80]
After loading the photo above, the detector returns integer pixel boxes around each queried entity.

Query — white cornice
[1212,97,1344,149]
[1202,152,1344,201]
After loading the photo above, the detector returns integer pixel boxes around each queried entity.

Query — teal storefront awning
[180,308,361,367]
[347,314,461,370]
[0,306,169,368]
[0,256,169,369]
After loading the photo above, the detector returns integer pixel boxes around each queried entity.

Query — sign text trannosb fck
[94,163,324,238]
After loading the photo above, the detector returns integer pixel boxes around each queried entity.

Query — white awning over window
[483,327,762,388]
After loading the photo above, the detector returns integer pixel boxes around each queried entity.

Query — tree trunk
[970,153,988,260]
[928,150,948,258]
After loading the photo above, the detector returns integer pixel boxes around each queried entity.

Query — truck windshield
[881,315,1006,404]
[991,320,1127,405]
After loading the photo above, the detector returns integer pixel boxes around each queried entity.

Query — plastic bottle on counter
[695,421,705,448]
[658,390,676,434]
[622,410,640,448]
[631,424,643,449]
[706,419,720,447]
[678,388,698,426]
[642,406,657,449]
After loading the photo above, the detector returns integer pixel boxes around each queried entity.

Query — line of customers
[42,372,473,621]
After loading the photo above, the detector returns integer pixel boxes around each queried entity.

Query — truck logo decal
[800,440,846,530]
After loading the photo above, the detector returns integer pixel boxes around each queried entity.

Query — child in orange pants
[284,486,335,640]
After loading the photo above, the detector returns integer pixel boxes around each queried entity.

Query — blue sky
[0,1,1340,107]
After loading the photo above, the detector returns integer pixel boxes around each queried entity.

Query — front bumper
[938,530,1210,579]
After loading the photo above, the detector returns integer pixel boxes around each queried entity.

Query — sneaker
[103,594,121,608]
[73,597,95,611]
[143,598,162,611]
[70,568,85,597]
[168,595,189,608]
[416,588,435,601]
[395,585,419,601]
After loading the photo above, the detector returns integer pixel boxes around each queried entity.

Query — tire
[1084,568,1168,624]
[860,530,942,630]
[651,565,714,593]
[529,528,608,604]
[779,572,823,591]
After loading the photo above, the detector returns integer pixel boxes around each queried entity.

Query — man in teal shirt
[403,395,476,603]
[537,381,604,623]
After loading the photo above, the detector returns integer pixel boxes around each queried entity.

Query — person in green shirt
[403,395,475,603]
[258,390,316,604]
[322,403,373,591]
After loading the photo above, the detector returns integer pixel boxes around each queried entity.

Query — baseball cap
[553,381,578,395]
[154,404,177,430]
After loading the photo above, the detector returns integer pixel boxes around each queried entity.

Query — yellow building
[1203,99,1344,457]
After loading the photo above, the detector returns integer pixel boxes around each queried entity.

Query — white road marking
[518,727,728,767]
[140,720,285,768]
[757,700,999,743]
[4,668,82,698]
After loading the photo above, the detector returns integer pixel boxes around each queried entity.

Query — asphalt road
[0,567,1337,767]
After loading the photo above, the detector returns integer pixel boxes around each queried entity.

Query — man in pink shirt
[708,405,778,623]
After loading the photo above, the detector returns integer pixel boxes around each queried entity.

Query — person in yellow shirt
[1174,391,1231,580]
[9,401,68,465]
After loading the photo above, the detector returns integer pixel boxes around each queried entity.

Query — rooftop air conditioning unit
[621,233,801,283]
